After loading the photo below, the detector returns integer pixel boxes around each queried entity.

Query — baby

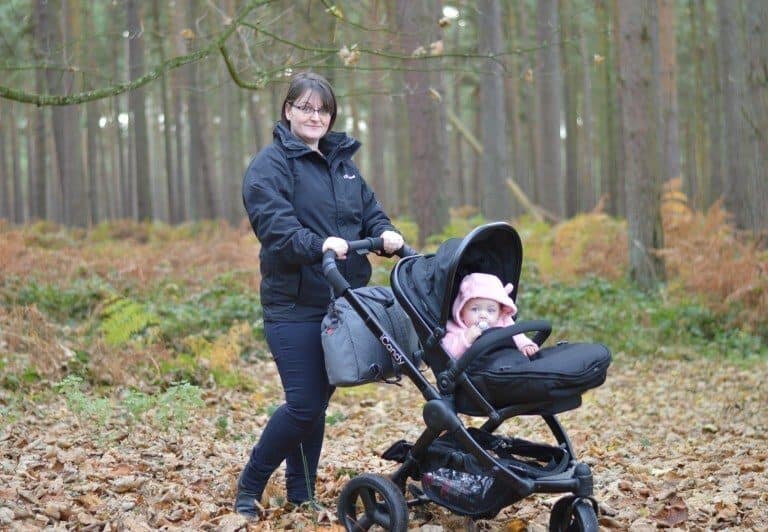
[442,272,540,359]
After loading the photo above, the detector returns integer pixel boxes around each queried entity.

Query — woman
[237,72,404,518]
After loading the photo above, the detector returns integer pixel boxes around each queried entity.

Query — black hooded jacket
[243,122,395,321]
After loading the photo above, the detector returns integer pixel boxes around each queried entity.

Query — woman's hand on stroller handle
[321,237,417,297]
[322,236,416,263]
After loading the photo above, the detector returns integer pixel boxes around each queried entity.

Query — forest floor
[1,355,767,531]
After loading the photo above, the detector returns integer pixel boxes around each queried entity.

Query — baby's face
[460,297,501,327]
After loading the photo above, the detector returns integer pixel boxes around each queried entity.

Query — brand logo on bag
[380,334,406,365]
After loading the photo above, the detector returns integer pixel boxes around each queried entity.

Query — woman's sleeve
[242,150,324,265]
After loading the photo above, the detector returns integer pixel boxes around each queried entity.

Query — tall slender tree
[744,0,768,235]
[367,1,390,212]
[47,0,87,226]
[0,105,9,220]
[127,0,152,221]
[578,12,596,211]
[478,0,511,221]
[717,1,750,231]
[151,0,175,223]
[396,0,448,244]
[9,110,23,223]
[616,0,665,288]
[560,0,579,217]
[536,0,564,217]
[658,0,681,184]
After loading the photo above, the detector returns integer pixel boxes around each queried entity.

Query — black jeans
[239,320,334,503]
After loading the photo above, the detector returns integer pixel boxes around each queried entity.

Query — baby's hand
[465,326,482,344]
[521,344,540,358]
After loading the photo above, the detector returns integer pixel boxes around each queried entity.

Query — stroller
[322,222,611,531]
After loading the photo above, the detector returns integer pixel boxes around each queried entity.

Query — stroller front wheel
[549,496,599,532]
[337,473,408,532]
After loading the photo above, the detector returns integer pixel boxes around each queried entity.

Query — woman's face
[285,90,331,149]
[460,297,501,327]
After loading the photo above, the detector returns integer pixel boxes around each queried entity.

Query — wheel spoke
[354,513,373,530]
[371,505,392,528]
[359,488,377,513]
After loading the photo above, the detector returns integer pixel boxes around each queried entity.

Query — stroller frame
[324,223,600,531]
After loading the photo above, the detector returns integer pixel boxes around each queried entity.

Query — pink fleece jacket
[442,273,536,359]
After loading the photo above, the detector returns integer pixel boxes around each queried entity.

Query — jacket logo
[342,173,357,180]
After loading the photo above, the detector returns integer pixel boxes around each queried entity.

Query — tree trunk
[504,3,525,212]
[0,105,8,221]
[220,68,239,225]
[51,0,87,226]
[657,0,681,184]
[696,0,722,207]
[10,109,24,223]
[82,2,100,223]
[29,71,47,221]
[579,20,596,211]
[396,0,448,245]
[560,0,579,217]
[616,0,665,289]
[478,0,511,221]
[368,1,389,212]
[744,0,768,235]
[536,0,564,217]
[170,4,188,222]
[127,0,152,221]
[687,0,705,208]
[151,0,174,223]
[717,1,750,230]
[518,5,538,203]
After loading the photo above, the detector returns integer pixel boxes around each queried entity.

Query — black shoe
[234,473,264,519]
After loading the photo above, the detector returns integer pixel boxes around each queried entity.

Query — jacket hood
[451,273,517,327]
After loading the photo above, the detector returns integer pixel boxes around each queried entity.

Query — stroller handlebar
[322,238,417,297]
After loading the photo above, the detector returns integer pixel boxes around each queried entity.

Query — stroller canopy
[394,222,523,330]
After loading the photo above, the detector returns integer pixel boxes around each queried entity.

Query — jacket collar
[273,122,360,162]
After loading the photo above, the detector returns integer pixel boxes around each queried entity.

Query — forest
[1,0,767,530]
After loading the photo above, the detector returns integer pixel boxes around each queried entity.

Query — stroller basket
[383,427,570,519]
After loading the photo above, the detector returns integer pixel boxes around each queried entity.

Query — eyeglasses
[291,103,331,118]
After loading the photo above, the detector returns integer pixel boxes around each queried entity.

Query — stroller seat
[390,223,610,418]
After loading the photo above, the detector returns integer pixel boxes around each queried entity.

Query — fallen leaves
[652,494,688,527]
[0,357,766,529]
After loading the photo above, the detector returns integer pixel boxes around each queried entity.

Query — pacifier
[478,320,489,331]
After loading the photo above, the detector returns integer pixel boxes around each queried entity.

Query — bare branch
[0,0,269,106]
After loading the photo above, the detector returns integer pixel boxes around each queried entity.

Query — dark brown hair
[280,72,337,131]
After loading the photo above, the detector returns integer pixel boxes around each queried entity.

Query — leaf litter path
[1,357,766,531]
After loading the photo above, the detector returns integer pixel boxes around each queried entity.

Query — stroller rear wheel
[337,473,408,531]
[549,496,599,532]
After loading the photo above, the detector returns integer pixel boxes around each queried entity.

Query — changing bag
[321,286,419,386]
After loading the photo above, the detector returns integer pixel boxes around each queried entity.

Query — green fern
[100,297,158,346]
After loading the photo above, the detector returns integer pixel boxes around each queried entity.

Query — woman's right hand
[322,237,349,259]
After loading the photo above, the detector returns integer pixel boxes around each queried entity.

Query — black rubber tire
[549,496,599,532]
[337,473,408,532]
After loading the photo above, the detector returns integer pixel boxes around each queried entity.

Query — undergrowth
[518,275,765,360]
[1,195,766,404]
[54,375,204,433]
